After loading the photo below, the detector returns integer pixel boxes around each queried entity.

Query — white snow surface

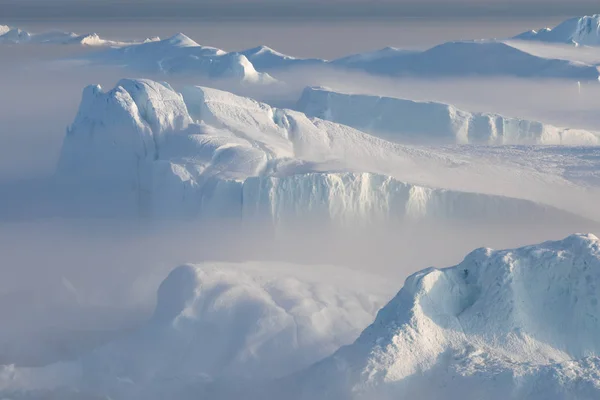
[0,262,395,399]
[298,86,600,145]
[56,79,598,224]
[294,233,600,400]
[515,15,600,46]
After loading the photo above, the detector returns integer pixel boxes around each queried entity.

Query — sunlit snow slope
[292,234,600,400]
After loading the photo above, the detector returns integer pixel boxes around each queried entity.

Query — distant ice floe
[515,14,600,46]
[3,235,600,399]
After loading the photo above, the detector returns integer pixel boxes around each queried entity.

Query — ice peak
[165,32,199,47]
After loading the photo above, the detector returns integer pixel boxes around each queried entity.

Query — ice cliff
[298,86,600,145]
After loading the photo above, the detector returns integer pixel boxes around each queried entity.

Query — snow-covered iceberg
[332,40,600,81]
[57,79,585,225]
[298,86,600,145]
[293,233,600,400]
[4,235,600,400]
[0,25,156,46]
[515,14,600,46]
[0,262,395,399]
[84,33,275,83]
[231,39,600,81]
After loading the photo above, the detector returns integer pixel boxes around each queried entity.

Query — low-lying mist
[1,42,600,375]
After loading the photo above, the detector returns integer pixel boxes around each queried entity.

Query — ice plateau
[289,233,600,400]
[56,79,590,225]
[298,86,600,145]
[515,15,600,46]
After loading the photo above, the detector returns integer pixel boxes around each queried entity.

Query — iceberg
[84,33,275,83]
[515,15,600,46]
[294,234,600,400]
[0,25,157,46]
[57,79,588,225]
[298,86,600,145]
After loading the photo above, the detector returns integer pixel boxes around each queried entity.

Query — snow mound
[296,234,600,400]
[332,41,600,81]
[298,86,600,145]
[515,15,600,46]
[85,34,275,83]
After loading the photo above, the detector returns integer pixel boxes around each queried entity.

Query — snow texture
[298,86,600,145]
[294,233,600,400]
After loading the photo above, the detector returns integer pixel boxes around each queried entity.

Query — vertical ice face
[58,83,157,185]
[297,87,600,145]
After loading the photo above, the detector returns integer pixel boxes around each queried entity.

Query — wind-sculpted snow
[0,262,396,400]
[515,14,600,46]
[84,33,275,83]
[298,86,600,145]
[0,25,156,46]
[293,234,600,400]
[57,79,592,224]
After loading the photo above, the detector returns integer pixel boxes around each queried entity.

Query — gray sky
[1,0,598,19]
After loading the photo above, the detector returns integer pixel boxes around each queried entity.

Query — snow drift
[292,233,600,400]
[298,86,600,145]
[56,79,587,225]
[515,14,600,46]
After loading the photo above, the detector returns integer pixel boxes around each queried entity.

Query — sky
[1,0,598,19]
